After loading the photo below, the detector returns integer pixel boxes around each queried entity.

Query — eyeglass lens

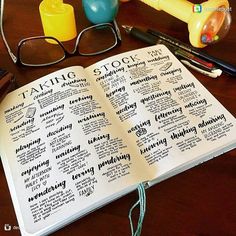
[19,38,65,66]
[79,25,117,55]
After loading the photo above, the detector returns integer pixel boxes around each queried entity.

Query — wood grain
[0,0,235,235]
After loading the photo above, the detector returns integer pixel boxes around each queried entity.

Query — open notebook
[0,45,235,235]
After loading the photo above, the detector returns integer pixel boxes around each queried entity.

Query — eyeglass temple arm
[0,0,17,63]
[113,20,122,42]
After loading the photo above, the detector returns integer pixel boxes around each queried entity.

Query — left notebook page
[0,66,151,236]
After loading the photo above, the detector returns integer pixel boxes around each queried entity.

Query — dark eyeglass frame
[0,0,122,67]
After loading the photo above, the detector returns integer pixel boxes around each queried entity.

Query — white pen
[181,60,222,78]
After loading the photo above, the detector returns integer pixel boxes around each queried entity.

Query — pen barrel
[130,28,158,45]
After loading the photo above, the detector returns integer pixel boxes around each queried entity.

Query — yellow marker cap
[39,0,77,42]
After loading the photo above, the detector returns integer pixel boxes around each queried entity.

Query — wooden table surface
[0,0,236,235]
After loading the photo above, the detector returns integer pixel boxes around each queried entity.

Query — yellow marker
[140,0,231,48]
[39,0,77,42]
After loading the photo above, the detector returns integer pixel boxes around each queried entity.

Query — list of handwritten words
[2,45,234,226]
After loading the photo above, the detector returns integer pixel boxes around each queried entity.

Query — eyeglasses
[0,0,121,67]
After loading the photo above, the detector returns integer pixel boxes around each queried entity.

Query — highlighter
[140,0,231,48]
